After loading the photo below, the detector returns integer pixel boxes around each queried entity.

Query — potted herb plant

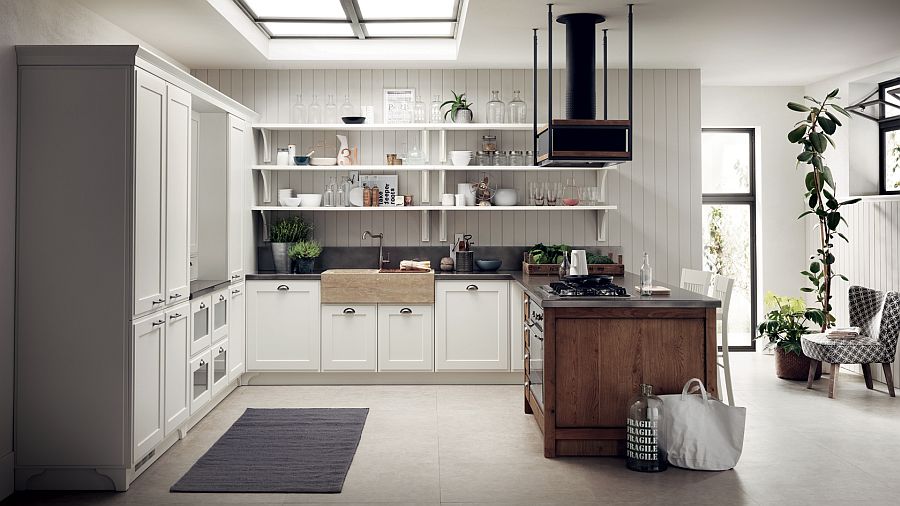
[269,216,312,273]
[757,292,825,380]
[441,91,473,123]
[289,240,322,274]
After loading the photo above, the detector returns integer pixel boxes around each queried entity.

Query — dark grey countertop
[190,279,230,299]
[245,270,720,309]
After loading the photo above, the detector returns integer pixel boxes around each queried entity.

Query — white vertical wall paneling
[195,68,701,283]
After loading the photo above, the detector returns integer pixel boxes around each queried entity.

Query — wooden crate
[521,254,625,276]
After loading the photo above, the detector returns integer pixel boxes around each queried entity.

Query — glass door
[702,128,757,351]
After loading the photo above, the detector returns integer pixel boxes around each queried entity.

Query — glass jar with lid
[430,94,443,123]
[481,135,498,153]
[413,95,427,123]
[493,150,509,166]
[524,150,534,166]
[508,150,525,166]
[486,90,505,123]
[475,151,494,166]
[508,90,527,123]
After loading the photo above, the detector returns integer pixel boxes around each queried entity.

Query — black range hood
[533,4,634,167]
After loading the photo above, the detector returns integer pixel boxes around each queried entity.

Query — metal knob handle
[151,319,165,326]
[343,307,356,314]
[199,359,206,367]
[169,313,182,320]
[219,347,225,353]
[232,274,240,279]
[152,299,164,305]
[524,353,530,360]
[277,284,289,291]
[466,284,478,291]
[200,302,206,309]
[219,295,225,301]
[524,381,530,387]
[232,290,241,295]
[169,293,182,299]
[400,307,412,314]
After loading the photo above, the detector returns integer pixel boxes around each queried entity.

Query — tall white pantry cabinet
[14,46,256,492]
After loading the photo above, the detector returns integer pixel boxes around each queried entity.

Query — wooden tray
[521,253,625,276]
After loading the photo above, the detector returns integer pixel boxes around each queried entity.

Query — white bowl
[280,197,302,207]
[298,193,323,207]
[450,153,472,166]
[492,188,517,206]
[310,157,337,166]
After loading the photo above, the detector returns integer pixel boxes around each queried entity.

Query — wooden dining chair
[710,275,735,406]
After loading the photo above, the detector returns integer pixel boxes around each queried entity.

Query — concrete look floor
[5,353,900,505]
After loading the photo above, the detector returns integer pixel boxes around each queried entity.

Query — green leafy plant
[269,216,312,243]
[527,243,572,265]
[441,91,472,122]
[586,252,613,264]
[756,292,825,356]
[787,89,860,330]
[289,240,322,259]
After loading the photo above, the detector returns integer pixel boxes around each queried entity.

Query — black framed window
[879,77,900,194]
[701,128,758,351]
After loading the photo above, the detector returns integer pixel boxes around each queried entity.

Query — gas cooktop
[542,277,630,298]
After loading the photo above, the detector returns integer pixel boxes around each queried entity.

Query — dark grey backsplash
[255,245,622,273]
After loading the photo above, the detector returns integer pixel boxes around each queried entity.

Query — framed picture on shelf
[383,88,415,124]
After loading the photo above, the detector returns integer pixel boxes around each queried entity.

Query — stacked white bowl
[449,150,473,166]
[278,188,294,206]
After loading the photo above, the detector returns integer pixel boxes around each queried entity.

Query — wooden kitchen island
[516,273,721,458]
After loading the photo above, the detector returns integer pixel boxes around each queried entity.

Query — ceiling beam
[339,0,366,39]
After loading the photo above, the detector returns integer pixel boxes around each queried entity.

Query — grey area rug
[171,407,369,493]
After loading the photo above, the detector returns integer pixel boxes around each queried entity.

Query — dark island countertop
[245,270,720,309]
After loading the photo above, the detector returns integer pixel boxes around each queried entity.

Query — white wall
[0,0,185,499]
[194,68,703,283]
[701,86,807,307]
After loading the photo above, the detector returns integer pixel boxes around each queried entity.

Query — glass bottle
[640,252,653,295]
[558,250,570,279]
[562,178,580,206]
[508,90,527,123]
[291,93,307,123]
[626,384,667,473]
[430,94,443,123]
[336,180,346,207]
[324,94,338,124]
[308,94,322,124]
[413,95,427,123]
[339,94,356,118]
[324,176,335,207]
[486,90,505,123]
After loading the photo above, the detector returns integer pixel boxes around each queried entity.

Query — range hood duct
[556,13,605,120]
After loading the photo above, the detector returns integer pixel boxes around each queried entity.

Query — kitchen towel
[171,407,368,493]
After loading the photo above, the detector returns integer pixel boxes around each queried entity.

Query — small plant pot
[293,257,315,274]
[775,347,822,380]
[452,109,473,123]
[271,242,292,274]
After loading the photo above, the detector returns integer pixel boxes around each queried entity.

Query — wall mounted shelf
[253,122,540,131]
[253,205,616,212]
[251,164,616,172]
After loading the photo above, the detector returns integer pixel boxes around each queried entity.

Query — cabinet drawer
[211,287,229,342]
[189,349,212,415]
[321,305,377,371]
[211,339,229,396]
[190,295,212,356]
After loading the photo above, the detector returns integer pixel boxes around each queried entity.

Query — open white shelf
[253,205,617,212]
[253,122,539,131]
[252,164,617,172]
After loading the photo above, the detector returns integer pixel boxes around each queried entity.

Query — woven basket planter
[775,347,822,380]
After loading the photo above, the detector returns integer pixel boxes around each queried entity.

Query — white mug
[455,194,466,207]
[441,193,455,206]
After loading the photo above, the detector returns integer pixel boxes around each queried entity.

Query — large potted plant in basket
[757,292,825,380]
[269,216,312,273]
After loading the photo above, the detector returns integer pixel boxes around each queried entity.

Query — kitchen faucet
[362,231,387,269]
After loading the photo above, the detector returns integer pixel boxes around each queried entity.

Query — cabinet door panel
[378,305,434,371]
[321,305,377,371]
[189,350,212,415]
[510,282,525,372]
[226,115,246,282]
[640,319,706,394]
[164,304,190,435]
[133,314,165,461]
[211,339,230,395]
[435,281,509,370]
[246,281,320,370]
[190,295,212,356]
[165,84,191,304]
[211,288,229,342]
[133,69,167,316]
[229,283,246,379]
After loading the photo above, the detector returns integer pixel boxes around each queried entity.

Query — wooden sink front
[320,269,435,304]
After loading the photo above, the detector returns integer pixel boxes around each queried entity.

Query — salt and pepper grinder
[362,183,371,207]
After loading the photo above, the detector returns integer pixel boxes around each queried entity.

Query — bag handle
[681,378,709,402]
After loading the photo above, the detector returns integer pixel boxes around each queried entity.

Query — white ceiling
[77,0,900,86]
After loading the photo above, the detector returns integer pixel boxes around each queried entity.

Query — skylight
[234,0,462,39]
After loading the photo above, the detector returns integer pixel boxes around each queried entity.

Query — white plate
[310,157,337,166]
[349,187,364,207]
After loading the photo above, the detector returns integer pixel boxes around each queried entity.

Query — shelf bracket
[259,209,270,242]
[421,170,430,204]
[421,130,430,164]
[439,210,447,242]
[258,128,271,163]
[421,210,430,242]
[260,169,272,204]
[439,129,447,163]
[596,209,608,242]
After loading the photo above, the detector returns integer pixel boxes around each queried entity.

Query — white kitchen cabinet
[510,281,525,372]
[133,312,165,462]
[133,69,167,316]
[165,84,191,305]
[435,280,510,371]
[321,305,377,371]
[190,295,212,356]
[378,305,434,371]
[227,115,246,283]
[163,303,190,436]
[228,283,246,380]
[247,280,320,371]
[211,339,230,396]
[211,287,229,342]
[189,350,212,415]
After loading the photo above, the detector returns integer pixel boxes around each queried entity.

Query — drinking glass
[530,181,545,206]
[546,182,561,206]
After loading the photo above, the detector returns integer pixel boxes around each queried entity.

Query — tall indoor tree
[787,89,860,331]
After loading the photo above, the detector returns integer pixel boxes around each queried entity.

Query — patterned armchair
[801,286,900,399]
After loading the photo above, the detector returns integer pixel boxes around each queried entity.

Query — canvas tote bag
[658,378,746,471]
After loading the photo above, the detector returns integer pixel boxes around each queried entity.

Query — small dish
[310,157,337,166]
[280,197,302,207]
[348,187,364,207]
[298,194,323,207]
[341,116,366,124]
[475,259,502,272]
[293,156,310,165]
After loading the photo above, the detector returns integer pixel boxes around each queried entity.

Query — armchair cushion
[801,333,893,364]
